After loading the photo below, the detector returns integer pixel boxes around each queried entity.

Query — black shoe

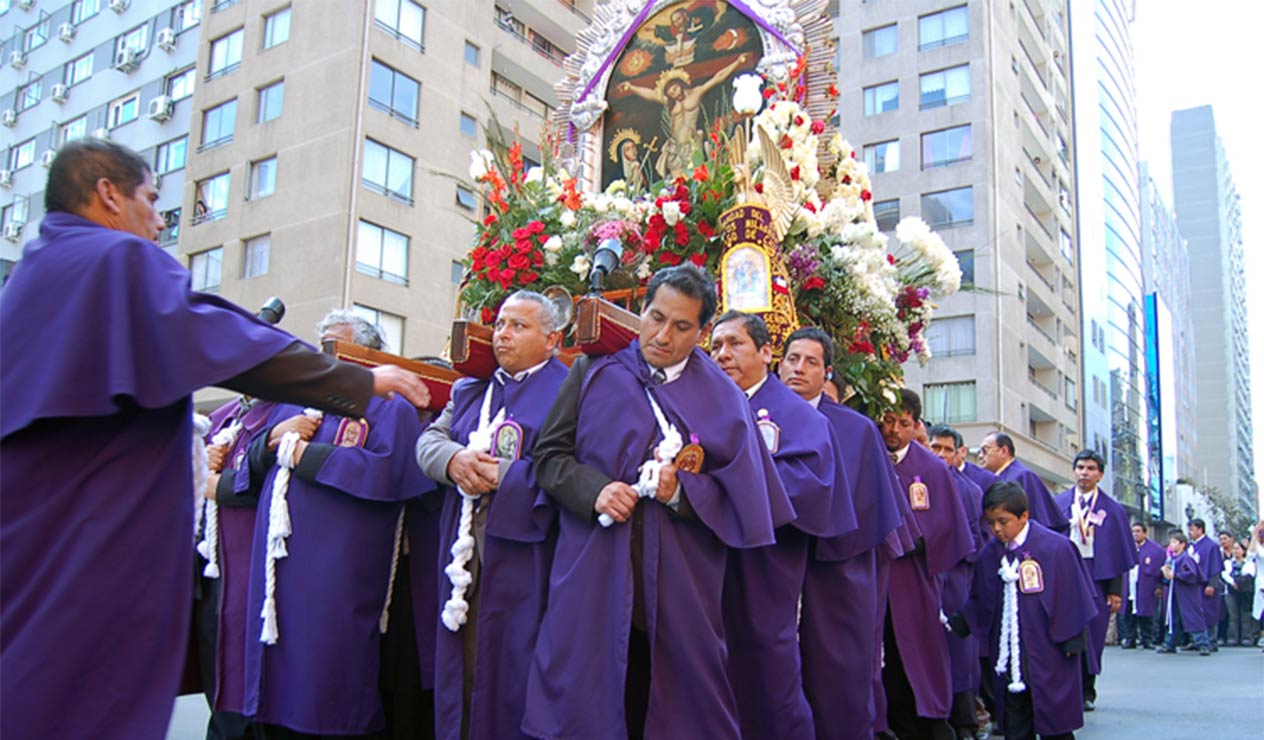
[1083,699,1096,712]
[1140,642,1153,650]
[1199,646,1211,656]
[1210,644,1219,652]
[1121,641,1136,649]
[1156,645,1175,653]
[1180,644,1199,652]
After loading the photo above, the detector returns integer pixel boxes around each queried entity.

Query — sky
[1131,0,1263,507]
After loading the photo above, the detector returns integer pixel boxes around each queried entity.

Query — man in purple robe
[523,265,792,740]
[1119,522,1166,649]
[415,291,568,740]
[963,459,1000,499]
[956,482,1098,740]
[881,390,975,740]
[241,312,435,738]
[1156,531,1212,655]
[1052,450,1134,711]
[1187,518,1223,652]
[979,432,1069,534]
[709,313,854,740]
[928,424,986,740]
[778,328,906,740]
[0,140,428,740]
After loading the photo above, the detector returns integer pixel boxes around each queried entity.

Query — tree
[1199,484,1256,540]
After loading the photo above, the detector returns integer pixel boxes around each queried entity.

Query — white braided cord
[260,409,322,645]
[379,507,407,634]
[995,556,1026,693]
[597,387,683,528]
[196,420,243,579]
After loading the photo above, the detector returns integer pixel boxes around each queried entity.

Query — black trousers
[1001,685,1073,740]
[949,690,979,737]
[882,610,956,740]
[1116,610,1156,646]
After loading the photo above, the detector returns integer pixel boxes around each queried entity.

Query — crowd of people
[4,140,1263,740]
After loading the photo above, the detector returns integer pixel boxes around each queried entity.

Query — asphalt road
[166,643,1264,739]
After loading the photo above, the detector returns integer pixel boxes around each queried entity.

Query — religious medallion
[1018,557,1045,594]
[676,434,705,473]
[334,418,368,448]
[492,419,524,461]
[908,476,930,511]
[755,408,780,454]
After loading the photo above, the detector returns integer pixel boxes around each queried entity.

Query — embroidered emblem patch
[676,434,705,473]
[1087,509,1106,526]
[908,476,930,511]
[1144,556,1152,565]
[334,418,369,448]
[1018,557,1045,594]
[492,419,524,460]
[756,408,780,454]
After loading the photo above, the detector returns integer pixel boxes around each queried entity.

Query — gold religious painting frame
[720,243,773,312]
[550,0,836,192]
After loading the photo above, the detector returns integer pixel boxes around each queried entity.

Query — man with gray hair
[415,290,568,740]
[0,140,428,740]
[316,309,389,352]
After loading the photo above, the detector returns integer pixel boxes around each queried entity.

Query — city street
[165,643,1263,739]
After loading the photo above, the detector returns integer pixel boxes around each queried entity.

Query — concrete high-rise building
[839,0,1082,486]
[1171,105,1256,514]
[2,0,203,280]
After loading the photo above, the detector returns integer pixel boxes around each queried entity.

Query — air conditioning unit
[147,95,173,122]
[8,50,26,69]
[91,127,110,140]
[1,109,17,127]
[156,28,176,52]
[40,149,57,167]
[0,170,13,188]
[49,83,69,104]
[59,22,77,42]
[113,47,140,72]
[17,0,36,11]
[109,0,131,13]
[3,223,23,243]
[152,174,162,190]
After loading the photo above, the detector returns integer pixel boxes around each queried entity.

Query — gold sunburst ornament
[608,128,643,162]
[653,68,692,99]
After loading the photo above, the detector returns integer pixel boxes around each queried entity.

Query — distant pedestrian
[1216,532,1235,645]
[1156,531,1213,656]
[1188,519,1224,651]
[1250,522,1264,651]
[1221,540,1257,646]
[1118,522,1165,649]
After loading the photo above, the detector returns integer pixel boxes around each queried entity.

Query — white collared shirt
[1006,520,1032,552]
[806,393,823,409]
[891,444,910,465]
[494,357,550,385]
[743,374,770,399]
[656,355,689,384]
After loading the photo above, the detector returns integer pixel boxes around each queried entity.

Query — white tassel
[995,557,1026,693]
[598,388,683,528]
[260,409,322,645]
[192,414,213,540]
[197,420,243,579]
[380,507,406,634]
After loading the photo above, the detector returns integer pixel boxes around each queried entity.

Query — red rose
[887,254,896,265]
[810,120,825,134]
[842,175,852,185]
[532,251,544,266]
[763,87,775,99]
[674,184,689,201]
[697,221,714,238]
[804,276,826,291]
[527,220,545,234]
[779,134,794,149]
[516,240,533,254]
[511,226,531,241]
[689,253,707,267]
[674,222,689,246]
[648,214,667,231]
[480,306,495,324]
[827,84,840,98]
[679,200,692,215]
[861,189,872,201]
[803,201,817,213]
[658,251,683,266]
[471,246,488,261]
[518,270,539,285]
[791,165,801,181]
[754,183,764,194]
[482,214,498,226]
[794,115,804,126]
[643,232,661,252]
[508,254,529,270]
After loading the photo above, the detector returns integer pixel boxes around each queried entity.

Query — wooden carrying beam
[575,293,641,357]
[449,319,497,379]
[321,339,461,413]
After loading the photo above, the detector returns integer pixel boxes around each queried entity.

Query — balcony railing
[1026,315,1056,344]
[556,0,592,23]
[490,85,547,119]
[1027,369,1058,399]
[1027,261,1055,290]
[495,18,566,67]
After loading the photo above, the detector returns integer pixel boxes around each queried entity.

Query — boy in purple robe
[240,313,436,738]
[1052,449,1135,711]
[710,313,854,740]
[954,482,1098,740]
[1187,518,1223,651]
[881,390,976,740]
[523,265,792,740]
[0,141,428,740]
[1119,522,1166,648]
[979,432,1070,534]
[1156,531,1213,655]
[414,292,568,740]
[779,328,906,740]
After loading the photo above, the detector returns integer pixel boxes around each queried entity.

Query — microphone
[589,238,624,292]
[257,297,285,325]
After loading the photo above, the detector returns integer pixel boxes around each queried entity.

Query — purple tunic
[944,466,984,694]
[1125,539,1166,618]
[799,398,904,740]
[1189,535,1223,627]
[970,522,1099,737]
[1,213,294,740]
[996,460,1070,534]
[962,461,1000,497]
[522,344,791,740]
[243,397,433,734]
[1166,550,1208,632]
[887,443,975,719]
[433,359,567,740]
[725,375,848,740]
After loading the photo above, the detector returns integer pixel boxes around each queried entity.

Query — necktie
[890,452,899,464]
[652,368,667,385]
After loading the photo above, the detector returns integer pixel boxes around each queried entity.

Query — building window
[459,111,477,138]
[208,28,244,80]
[356,220,409,285]
[66,53,94,86]
[262,7,291,49]
[167,66,196,100]
[873,199,900,231]
[23,19,50,52]
[60,116,87,144]
[159,207,181,245]
[455,185,477,210]
[195,172,230,223]
[71,0,102,25]
[1065,377,1078,412]
[491,72,549,118]
[921,124,973,169]
[249,156,277,200]
[464,40,480,66]
[921,186,973,229]
[201,99,237,149]
[450,260,464,284]
[173,0,202,32]
[862,24,898,58]
[919,5,968,50]
[362,139,415,204]
[373,0,425,51]
[257,80,284,122]
[352,304,404,354]
[920,65,970,109]
[863,81,899,116]
[17,81,40,111]
[108,91,141,128]
[863,140,900,174]
[1060,229,1074,264]
[117,24,148,55]
[190,248,223,292]
[923,381,976,423]
[955,249,974,284]
[10,140,36,170]
[925,315,975,357]
[368,60,420,126]
[156,136,188,174]
[243,234,270,278]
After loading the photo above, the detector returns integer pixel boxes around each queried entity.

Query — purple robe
[1,213,295,740]
[887,443,975,719]
[243,397,433,734]
[1125,538,1166,618]
[1189,535,1223,628]
[944,466,984,694]
[799,398,904,740]
[432,359,567,740]
[970,522,1099,737]
[962,461,1000,497]
[522,344,791,740]
[725,375,849,740]
[1054,487,1136,674]
[996,459,1069,534]
[1166,550,1208,632]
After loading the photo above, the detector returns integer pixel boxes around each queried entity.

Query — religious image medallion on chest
[1018,557,1045,594]
[908,476,930,510]
[676,434,705,473]
[492,419,524,461]
[756,409,780,454]
[334,418,369,448]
